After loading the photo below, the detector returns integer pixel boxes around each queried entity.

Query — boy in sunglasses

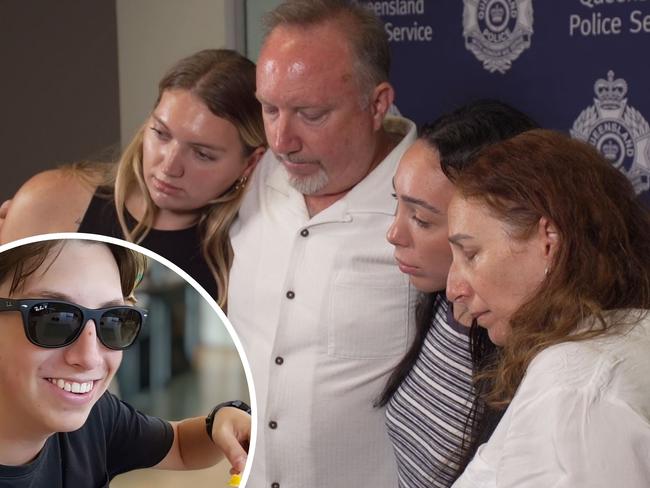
[0,238,251,488]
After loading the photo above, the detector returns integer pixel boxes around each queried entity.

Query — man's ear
[369,81,395,131]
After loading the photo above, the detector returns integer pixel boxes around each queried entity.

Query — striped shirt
[386,296,474,488]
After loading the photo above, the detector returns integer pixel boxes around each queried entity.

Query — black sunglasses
[0,298,147,350]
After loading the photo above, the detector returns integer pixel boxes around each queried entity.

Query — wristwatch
[205,400,252,439]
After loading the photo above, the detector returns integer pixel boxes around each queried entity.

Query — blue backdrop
[359,0,650,205]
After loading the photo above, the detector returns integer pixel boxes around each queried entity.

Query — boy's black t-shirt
[0,392,174,487]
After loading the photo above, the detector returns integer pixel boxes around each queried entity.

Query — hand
[211,407,251,474]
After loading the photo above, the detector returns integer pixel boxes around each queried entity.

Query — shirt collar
[265,116,417,223]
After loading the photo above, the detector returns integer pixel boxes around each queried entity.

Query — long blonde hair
[111,49,265,309]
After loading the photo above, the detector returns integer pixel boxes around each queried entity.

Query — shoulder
[1,167,97,243]
[374,116,416,177]
[93,390,171,436]
[523,340,611,394]
[383,115,416,137]
[383,115,417,148]
[521,320,650,401]
[90,392,174,474]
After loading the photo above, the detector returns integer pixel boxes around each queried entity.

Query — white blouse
[453,311,650,488]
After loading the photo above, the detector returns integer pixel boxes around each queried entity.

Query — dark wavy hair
[377,100,538,407]
[376,100,538,478]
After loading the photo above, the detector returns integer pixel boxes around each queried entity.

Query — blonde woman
[1,49,266,307]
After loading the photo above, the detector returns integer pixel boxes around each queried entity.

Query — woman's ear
[243,146,266,179]
[538,216,560,260]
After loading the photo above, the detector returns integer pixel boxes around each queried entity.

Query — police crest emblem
[462,0,534,74]
[571,71,650,195]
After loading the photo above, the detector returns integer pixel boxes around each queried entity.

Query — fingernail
[235,455,247,472]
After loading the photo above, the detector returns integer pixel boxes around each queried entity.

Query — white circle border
[0,232,258,485]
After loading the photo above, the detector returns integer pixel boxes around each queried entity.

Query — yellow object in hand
[228,473,242,487]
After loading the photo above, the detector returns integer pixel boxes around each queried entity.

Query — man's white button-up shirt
[229,116,418,488]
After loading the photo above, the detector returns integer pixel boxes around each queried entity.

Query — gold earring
[234,175,248,191]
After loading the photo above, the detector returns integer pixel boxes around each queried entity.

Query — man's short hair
[263,0,390,95]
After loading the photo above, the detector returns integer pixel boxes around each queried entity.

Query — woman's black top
[78,189,218,299]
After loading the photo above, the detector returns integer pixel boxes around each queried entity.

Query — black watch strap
[205,400,252,439]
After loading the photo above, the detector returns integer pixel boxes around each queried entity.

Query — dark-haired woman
[382,100,537,488]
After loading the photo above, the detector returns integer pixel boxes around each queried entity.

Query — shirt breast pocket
[327,270,411,359]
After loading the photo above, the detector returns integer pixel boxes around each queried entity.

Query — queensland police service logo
[571,71,650,195]
[462,0,533,74]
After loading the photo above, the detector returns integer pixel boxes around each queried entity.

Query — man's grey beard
[287,167,329,195]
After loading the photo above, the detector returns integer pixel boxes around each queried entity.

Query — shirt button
[269,420,278,429]
[300,228,309,237]
[271,483,280,488]
[286,290,295,299]
[275,356,284,365]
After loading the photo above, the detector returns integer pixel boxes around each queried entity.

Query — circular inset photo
[0,234,255,488]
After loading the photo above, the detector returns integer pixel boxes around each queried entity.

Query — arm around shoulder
[0,168,95,244]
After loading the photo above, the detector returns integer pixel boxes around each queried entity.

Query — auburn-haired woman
[446,129,650,487]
